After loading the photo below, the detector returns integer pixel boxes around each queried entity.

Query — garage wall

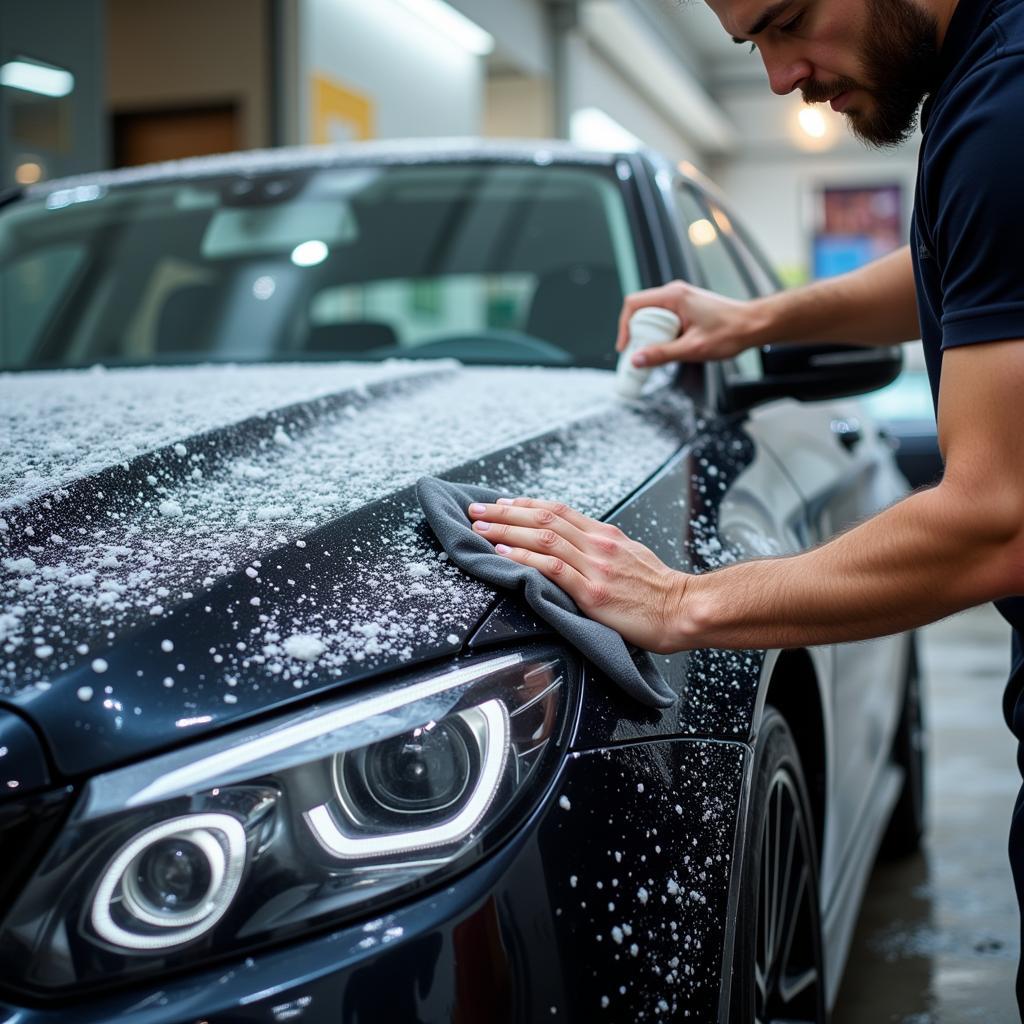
[0,0,106,184]
[297,0,483,144]
[484,75,554,139]
[450,0,552,76]
[107,0,270,151]
[713,156,918,280]
[567,35,703,164]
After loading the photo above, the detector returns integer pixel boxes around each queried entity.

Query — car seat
[524,264,622,367]
[155,283,219,355]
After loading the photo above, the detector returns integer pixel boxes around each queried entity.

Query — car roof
[25,137,650,198]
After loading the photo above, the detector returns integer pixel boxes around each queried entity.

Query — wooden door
[112,104,239,168]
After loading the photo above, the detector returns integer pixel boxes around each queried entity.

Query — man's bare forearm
[746,245,921,349]
[675,478,1021,651]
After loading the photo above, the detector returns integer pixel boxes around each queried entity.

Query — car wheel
[730,707,827,1024]
[880,642,926,858]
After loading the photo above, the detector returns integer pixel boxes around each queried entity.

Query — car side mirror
[723,343,903,412]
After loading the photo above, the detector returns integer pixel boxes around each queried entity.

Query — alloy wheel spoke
[754,961,768,1001]
[770,783,783,966]
[776,864,809,998]
[773,807,800,974]
[753,771,822,1024]
[779,965,820,1005]
[761,814,773,972]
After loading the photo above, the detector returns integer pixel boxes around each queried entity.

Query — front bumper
[0,738,746,1023]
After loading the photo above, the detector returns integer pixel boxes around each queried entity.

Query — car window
[0,243,84,365]
[310,273,538,352]
[676,185,763,382]
[0,164,642,372]
[675,186,753,301]
[707,200,780,297]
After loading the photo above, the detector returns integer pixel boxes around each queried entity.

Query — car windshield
[0,162,642,372]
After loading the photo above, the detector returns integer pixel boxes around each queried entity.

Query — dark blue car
[0,141,920,1023]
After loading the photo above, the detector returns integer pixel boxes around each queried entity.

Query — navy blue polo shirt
[911,0,1024,729]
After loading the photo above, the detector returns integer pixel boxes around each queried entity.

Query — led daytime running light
[305,699,510,858]
[91,813,246,951]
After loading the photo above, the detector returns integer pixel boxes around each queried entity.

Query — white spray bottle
[616,307,682,399]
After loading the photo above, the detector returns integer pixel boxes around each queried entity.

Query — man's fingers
[616,293,646,351]
[631,336,698,368]
[472,520,590,574]
[468,497,599,536]
[492,544,591,603]
[615,285,685,352]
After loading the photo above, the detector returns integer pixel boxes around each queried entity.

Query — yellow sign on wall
[311,73,374,144]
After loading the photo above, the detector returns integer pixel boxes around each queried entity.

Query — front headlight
[0,647,575,994]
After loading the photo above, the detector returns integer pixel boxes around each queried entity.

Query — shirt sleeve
[925,54,1024,349]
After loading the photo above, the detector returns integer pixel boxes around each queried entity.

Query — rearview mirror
[724,343,903,412]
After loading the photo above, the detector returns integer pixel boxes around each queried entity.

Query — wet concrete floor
[834,604,1020,1023]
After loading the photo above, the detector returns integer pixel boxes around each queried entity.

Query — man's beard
[801,0,940,147]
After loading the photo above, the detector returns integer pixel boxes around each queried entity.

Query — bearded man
[464,0,1024,1014]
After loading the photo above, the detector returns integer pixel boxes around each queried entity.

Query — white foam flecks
[158,499,183,518]
[283,634,325,663]
[3,557,35,575]
[559,795,572,811]
[91,658,108,673]
[0,362,425,508]
[0,363,684,693]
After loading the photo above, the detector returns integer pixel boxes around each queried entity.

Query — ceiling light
[798,106,828,139]
[14,161,43,185]
[392,0,494,56]
[291,240,329,267]
[570,108,643,152]
[0,60,74,98]
[688,219,718,247]
[252,276,276,300]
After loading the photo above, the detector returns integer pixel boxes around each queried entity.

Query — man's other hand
[467,497,686,655]
[616,280,762,368]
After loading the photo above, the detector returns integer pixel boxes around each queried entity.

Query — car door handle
[831,417,862,451]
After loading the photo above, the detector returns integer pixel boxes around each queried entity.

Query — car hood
[1,360,692,779]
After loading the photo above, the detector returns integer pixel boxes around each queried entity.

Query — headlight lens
[92,813,247,949]
[0,648,574,994]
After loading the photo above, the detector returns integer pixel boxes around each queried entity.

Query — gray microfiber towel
[416,476,676,709]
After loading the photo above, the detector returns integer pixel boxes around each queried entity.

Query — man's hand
[467,497,686,654]
[616,281,763,368]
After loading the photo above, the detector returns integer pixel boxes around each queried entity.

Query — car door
[674,181,907,902]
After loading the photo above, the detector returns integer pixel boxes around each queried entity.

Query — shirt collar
[922,0,999,127]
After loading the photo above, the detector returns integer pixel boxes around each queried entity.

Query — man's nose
[763,53,813,95]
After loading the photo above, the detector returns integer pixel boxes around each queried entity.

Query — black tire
[880,641,927,859]
[730,708,827,1024]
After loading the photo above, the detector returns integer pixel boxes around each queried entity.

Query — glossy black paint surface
[0,739,745,1023]
[1,381,692,777]
[0,707,49,794]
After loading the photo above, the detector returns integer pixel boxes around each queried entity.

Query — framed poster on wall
[812,183,903,279]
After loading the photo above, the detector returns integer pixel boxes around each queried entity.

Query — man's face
[708,0,940,147]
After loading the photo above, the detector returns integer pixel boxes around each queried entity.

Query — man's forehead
[706,0,788,38]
